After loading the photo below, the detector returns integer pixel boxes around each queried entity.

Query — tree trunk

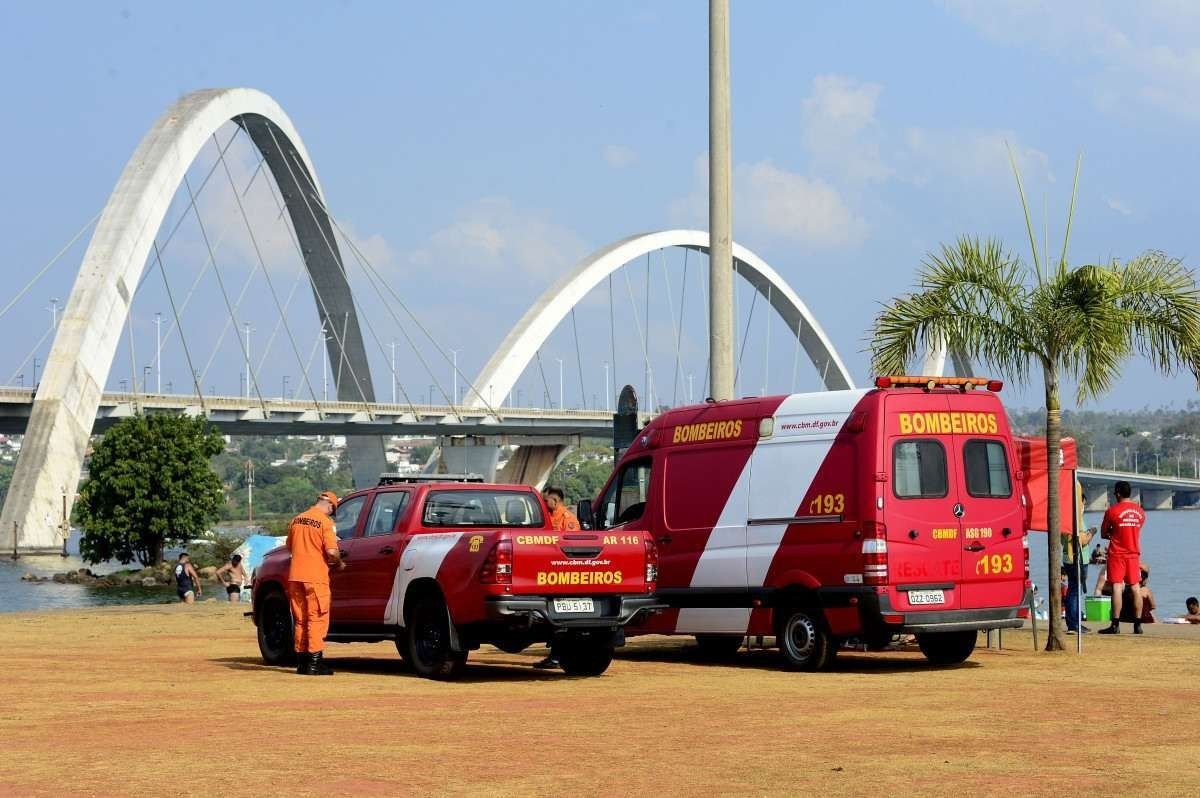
[1044,369,1066,651]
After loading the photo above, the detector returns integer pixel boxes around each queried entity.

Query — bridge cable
[645,253,652,409]
[570,308,585,410]
[733,274,759,393]
[659,247,685,407]
[148,137,273,370]
[237,145,411,416]
[733,260,742,396]
[622,264,655,410]
[0,209,101,325]
[134,126,249,296]
[213,136,324,409]
[670,247,690,406]
[698,250,710,398]
[5,326,54,387]
[278,144,500,418]
[180,173,269,413]
[533,349,553,408]
[762,283,772,395]
[790,316,803,394]
[152,240,207,409]
[260,125,404,414]
[608,274,617,406]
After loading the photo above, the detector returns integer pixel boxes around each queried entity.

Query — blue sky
[2,1,1199,412]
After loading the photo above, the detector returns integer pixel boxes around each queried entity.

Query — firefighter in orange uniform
[543,486,580,532]
[286,491,344,675]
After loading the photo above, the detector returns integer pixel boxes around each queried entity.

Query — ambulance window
[334,495,367,539]
[892,440,947,498]
[597,459,651,529]
[963,440,1012,498]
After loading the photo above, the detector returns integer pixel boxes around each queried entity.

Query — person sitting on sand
[1183,597,1200,624]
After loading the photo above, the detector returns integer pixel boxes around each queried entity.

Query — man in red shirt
[286,490,345,674]
[1098,481,1146,635]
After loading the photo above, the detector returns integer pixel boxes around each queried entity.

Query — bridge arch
[467,229,855,411]
[2,88,384,550]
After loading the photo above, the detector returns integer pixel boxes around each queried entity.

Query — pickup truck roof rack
[378,473,486,485]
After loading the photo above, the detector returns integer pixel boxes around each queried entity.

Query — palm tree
[870,160,1200,651]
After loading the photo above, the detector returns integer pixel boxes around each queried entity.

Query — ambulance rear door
[953,412,1026,610]
[883,393,963,612]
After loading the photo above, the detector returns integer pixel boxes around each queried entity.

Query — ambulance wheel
[555,632,615,676]
[407,595,467,680]
[257,590,296,666]
[916,630,977,665]
[694,634,743,659]
[777,609,837,671]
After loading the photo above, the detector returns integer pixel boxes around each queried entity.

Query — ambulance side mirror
[576,500,596,530]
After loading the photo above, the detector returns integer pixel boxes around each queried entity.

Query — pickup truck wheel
[407,595,467,679]
[777,609,836,671]
[916,630,977,665]
[257,590,296,666]
[694,634,743,659]
[555,633,615,677]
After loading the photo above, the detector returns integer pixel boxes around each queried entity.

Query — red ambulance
[582,376,1031,670]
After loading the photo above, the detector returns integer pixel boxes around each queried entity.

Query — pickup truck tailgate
[511,532,649,595]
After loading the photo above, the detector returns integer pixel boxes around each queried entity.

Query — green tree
[870,159,1200,651]
[76,414,226,566]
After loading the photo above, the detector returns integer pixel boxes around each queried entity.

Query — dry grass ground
[1,604,1198,797]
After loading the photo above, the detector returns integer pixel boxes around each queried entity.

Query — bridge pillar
[433,437,502,480]
[1083,489,1112,512]
[1141,488,1174,511]
[431,435,578,488]
[1175,491,1200,509]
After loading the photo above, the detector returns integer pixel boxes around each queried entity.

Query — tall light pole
[143,365,151,393]
[33,358,40,387]
[282,375,290,400]
[556,357,564,410]
[243,322,253,399]
[603,361,611,411]
[1089,444,1094,469]
[450,349,460,408]
[246,459,255,524]
[708,0,734,402]
[47,298,59,331]
[154,312,163,394]
[390,340,397,404]
[687,372,695,403]
[319,323,331,402]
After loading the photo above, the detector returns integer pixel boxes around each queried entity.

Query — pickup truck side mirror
[575,500,595,530]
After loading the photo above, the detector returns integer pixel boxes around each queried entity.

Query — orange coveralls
[549,504,580,532]
[286,505,339,654]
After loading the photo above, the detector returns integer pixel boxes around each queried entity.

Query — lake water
[3,514,1198,615]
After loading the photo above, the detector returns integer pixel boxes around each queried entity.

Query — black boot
[308,651,334,676]
[295,652,309,674]
[1133,622,1143,635]
[1098,622,1120,635]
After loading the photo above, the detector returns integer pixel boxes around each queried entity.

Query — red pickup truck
[252,475,661,679]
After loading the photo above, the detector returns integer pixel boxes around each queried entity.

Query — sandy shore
[2,604,1198,796]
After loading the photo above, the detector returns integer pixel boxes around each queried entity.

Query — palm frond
[1114,252,1200,384]
[871,237,1037,382]
[1057,153,1083,276]
[1007,142,1043,282]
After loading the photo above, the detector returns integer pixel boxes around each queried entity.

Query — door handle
[964,542,985,552]
[378,545,395,555]
[657,535,672,545]
[338,550,349,559]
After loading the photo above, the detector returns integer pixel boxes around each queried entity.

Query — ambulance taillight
[861,521,888,586]
[1022,532,1030,581]
[644,535,659,588]
[479,539,513,585]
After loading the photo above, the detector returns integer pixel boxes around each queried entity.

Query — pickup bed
[252,477,661,678]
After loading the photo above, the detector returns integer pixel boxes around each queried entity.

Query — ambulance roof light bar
[874,375,1003,393]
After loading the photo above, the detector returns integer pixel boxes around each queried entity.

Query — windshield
[421,490,545,528]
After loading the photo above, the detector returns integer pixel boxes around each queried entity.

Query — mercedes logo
[952,503,965,518]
